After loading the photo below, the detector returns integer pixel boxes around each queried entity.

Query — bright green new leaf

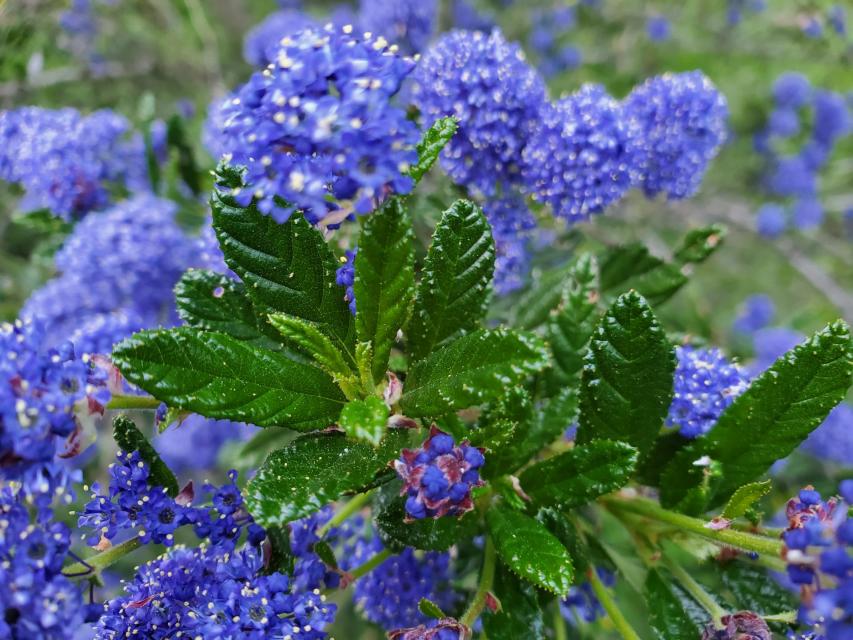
[408,117,458,183]
[268,313,355,383]
[338,396,388,446]
[722,480,772,520]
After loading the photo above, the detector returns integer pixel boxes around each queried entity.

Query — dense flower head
[0,487,85,639]
[412,29,548,195]
[388,618,470,639]
[243,9,317,66]
[353,536,458,631]
[529,6,581,78]
[773,73,812,109]
[812,90,850,145]
[482,195,536,294]
[647,15,672,42]
[359,0,437,54]
[560,567,615,623]
[21,194,201,349]
[522,84,638,223]
[801,404,853,465]
[217,24,419,223]
[394,426,485,520]
[335,248,358,315]
[451,0,495,31]
[781,486,852,638]
[734,294,776,334]
[755,203,787,238]
[0,107,147,219]
[94,542,335,639]
[1,320,109,492]
[766,155,816,198]
[750,327,803,374]
[667,346,749,438]
[792,197,824,230]
[701,611,771,639]
[154,414,258,473]
[623,71,728,200]
[828,5,847,36]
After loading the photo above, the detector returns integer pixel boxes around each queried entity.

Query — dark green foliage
[113,415,179,497]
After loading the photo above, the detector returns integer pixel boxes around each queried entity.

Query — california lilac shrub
[1,2,852,639]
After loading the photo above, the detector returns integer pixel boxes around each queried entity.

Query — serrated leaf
[312,540,338,569]
[576,291,676,457]
[716,562,797,617]
[519,440,638,510]
[113,328,345,430]
[247,430,407,526]
[264,525,295,576]
[354,198,415,382]
[546,254,599,389]
[400,329,549,417]
[536,509,589,578]
[482,565,546,640]
[722,480,772,520]
[338,396,388,446]
[375,493,479,551]
[211,168,353,347]
[418,598,447,620]
[166,114,202,195]
[408,116,458,183]
[113,415,179,497]
[487,504,573,596]
[175,269,281,350]
[514,263,574,330]
[674,225,727,265]
[635,431,690,487]
[268,313,355,383]
[408,200,495,361]
[661,321,852,512]
[644,569,706,639]
[599,244,687,306]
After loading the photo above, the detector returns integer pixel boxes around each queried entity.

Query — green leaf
[211,167,353,347]
[246,430,407,526]
[644,569,706,639]
[312,540,338,569]
[536,509,590,578]
[401,329,549,417]
[576,291,676,457]
[513,263,574,330]
[408,200,495,361]
[635,431,690,487]
[375,492,479,551]
[112,328,345,430]
[482,566,546,640]
[673,225,727,265]
[338,396,388,446]
[408,116,458,183]
[661,321,852,512]
[487,504,573,596]
[268,313,356,384]
[722,480,772,520]
[546,254,599,388]
[599,244,687,306]
[354,198,415,382]
[175,269,281,350]
[716,562,797,617]
[166,114,202,195]
[418,598,447,620]
[264,525,295,576]
[113,415,179,497]
[519,440,638,510]
[522,387,580,461]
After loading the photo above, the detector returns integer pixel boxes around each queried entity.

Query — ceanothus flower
[700,611,771,639]
[773,73,812,109]
[95,543,335,639]
[394,426,485,520]
[560,568,615,624]
[733,294,775,335]
[482,195,536,294]
[792,197,824,230]
[217,24,419,223]
[359,0,437,54]
[388,618,470,639]
[812,90,850,145]
[667,346,748,439]
[765,155,816,198]
[623,71,728,200]
[755,203,787,238]
[154,414,258,473]
[801,404,853,465]
[522,84,638,223]
[646,15,672,42]
[412,29,548,195]
[242,9,317,66]
[335,248,358,315]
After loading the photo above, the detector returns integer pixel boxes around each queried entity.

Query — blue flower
[755,203,787,238]
[217,25,419,223]
[242,10,317,67]
[667,346,748,439]
[766,156,816,198]
[412,29,547,195]
[792,197,824,230]
[700,611,771,640]
[154,414,257,473]
[359,0,437,54]
[767,107,801,138]
[733,294,776,334]
[773,73,812,109]
[335,248,358,315]
[560,568,615,624]
[646,15,672,42]
[523,84,638,222]
[750,327,803,375]
[801,404,853,465]
[812,90,850,145]
[828,5,847,36]
[624,71,728,200]
[388,618,470,639]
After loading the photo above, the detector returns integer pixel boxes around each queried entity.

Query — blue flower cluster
[781,485,852,638]
[528,5,582,78]
[560,567,615,624]
[359,0,437,54]
[394,426,485,520]
[667,346,749,439]
[1,320,110,495]
[482,195,537,295]
[217,24,419,223]
[0,487,90,639]
[78,452,263,549]
[0,107,148,219]
[726,0,766,27]
[154,413,258,473]
[335,248,358,315]
[733,294,776,335]
[701,611,771,640]
[95,543,335,639]
[754,73,850,235]
[242,9,317,67]
[646,15,672,42]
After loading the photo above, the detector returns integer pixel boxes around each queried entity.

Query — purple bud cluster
[1,320,110,495]
[754,73,850,235]
[667,346,749,439]
[0,107,149,219]
[388,618,469,639]
[335,248,358,315]
[216,25,419,223]
[78,452,263,549]
[701,611,771,640]
[781,486,853,638]
[394,426,485,520]
[95,543,335,639]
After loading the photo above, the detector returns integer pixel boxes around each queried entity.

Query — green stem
[318,491,374,537]
[587,566,642,640]
[106,395,162,410]
[553,603,568,640]
[604,496,783,557]
[763,611,798,624]
[348,548,392,581]
[63,536,142,578]
[663,554,728,628]
[460,536,497,628]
